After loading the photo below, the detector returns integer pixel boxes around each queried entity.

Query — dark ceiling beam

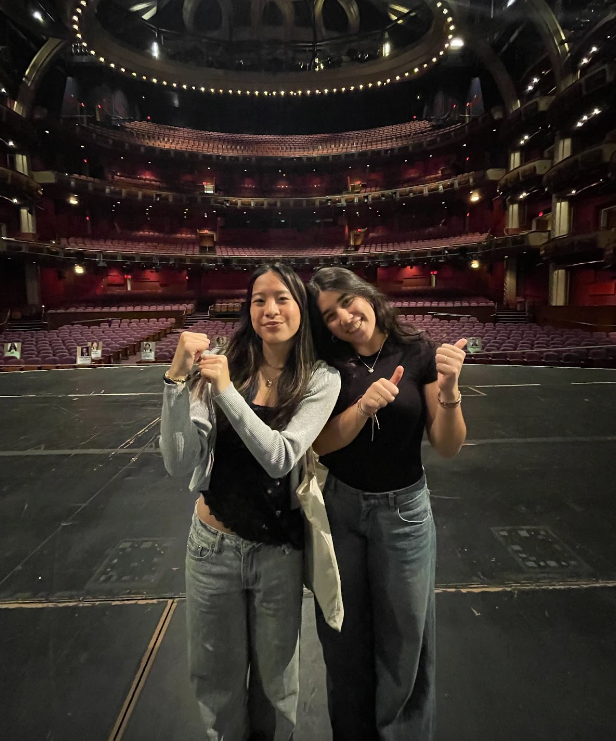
[0,0,69,39]
[13,38,67,119]
[521,0,572,91]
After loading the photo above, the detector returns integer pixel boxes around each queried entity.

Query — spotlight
[470,259,480,269]
[74,264,85,275]
[151,41,160,59]
[449,37,464,48]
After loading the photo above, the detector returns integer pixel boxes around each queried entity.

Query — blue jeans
[185,508,304,741]
[315,473,436,741]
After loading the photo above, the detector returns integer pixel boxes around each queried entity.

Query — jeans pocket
[396,488,432,525]
[186,519,220,561]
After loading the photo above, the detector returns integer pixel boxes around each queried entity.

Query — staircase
[495,308,529,324]
[6,319,48,332]
[180,311,210,331]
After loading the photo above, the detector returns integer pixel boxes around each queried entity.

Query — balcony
[540,229,616,263]
[498,159,552,197]
[547,64,616,127]
[542,142,616,194]
[500,97,554,142]
[34,170,499,210]
[0,166,43,201]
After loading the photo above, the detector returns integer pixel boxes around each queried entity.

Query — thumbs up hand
[359,365,405,416]
[435,339,467,397]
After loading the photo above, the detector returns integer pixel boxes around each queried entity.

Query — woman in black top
[308,267,467,741]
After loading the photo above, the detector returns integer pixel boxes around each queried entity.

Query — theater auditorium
[0,1,615,739]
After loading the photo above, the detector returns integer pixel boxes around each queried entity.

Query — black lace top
[203,404,304,549]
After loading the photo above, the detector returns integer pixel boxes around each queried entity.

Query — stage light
[450,37,464,48]
[74,264,85,275]
[470,260,480,269]
[151,41,160,59]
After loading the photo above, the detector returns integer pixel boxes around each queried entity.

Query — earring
[331,334,338,343]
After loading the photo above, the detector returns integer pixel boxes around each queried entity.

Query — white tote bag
[296,447,344,632]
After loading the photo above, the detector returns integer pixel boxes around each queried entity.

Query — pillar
[504,255,518,307]
[549,264,569,306]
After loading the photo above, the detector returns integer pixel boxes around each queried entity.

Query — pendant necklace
[262,363,283,388]
[355,334,388,374]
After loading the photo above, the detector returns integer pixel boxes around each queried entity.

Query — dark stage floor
[1,364,615,740]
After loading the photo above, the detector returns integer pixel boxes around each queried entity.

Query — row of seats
[398,317,616,366]
[211,301,242,315]
[3,316,615,368]
[46,302,195,314]
[87,119,453,157]
[0,318,175,367]
[358,233,489,254]
[60,230,198,244]
[393,298,493,307]
[216,245,345,256]
[149,320,239,362]
[59,237,200,255]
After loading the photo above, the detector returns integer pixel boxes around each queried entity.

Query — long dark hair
[307,267,422,365]
[197,262,316,431]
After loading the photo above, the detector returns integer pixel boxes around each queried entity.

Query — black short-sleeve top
[320,335,437,492]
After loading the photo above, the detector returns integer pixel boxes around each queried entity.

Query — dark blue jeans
[315,473,436,741]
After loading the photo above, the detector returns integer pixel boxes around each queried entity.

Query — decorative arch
[250,0,295,40]
[14,38,67,119]
[314,0,360,39]
[183,0,231,38]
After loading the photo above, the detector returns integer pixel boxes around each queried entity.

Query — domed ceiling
[68,0,455,93]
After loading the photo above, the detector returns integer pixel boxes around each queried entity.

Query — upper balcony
[547,64,616,128]
[500,97,554,143]
[68,114,494,163]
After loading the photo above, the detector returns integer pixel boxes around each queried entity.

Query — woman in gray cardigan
[160,263,340,741]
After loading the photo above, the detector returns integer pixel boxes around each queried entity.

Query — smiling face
[250,270,302,347]
[317,290,378,348]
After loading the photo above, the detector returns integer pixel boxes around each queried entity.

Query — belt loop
[388,492,396,510]
[214,531,223,554]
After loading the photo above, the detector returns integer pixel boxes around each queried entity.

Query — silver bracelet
[437,391,462,408]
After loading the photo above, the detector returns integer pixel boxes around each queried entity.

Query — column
[503,255,518,308]
[506,200,520,232]
[551,196,570,238]
[549,264,569,306]
[25,262,41,309]
[15,152,37,237]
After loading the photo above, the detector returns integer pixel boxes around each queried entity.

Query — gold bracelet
[437,391,462,408]
[164,370,189,384]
